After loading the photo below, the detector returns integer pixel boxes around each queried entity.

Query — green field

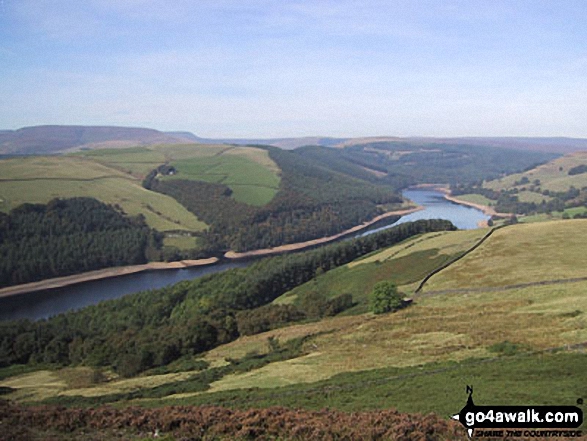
[151,143,230,159]
[74,144,282,206]
[162,146,281,206]
[516,189,551,204]
[520,206,587,223]
[0,143,283,232]
[274,229,488,311]
[0,156,206,232]
[485,151,587,193]
[452,193,495,206]
[74,147,168,177]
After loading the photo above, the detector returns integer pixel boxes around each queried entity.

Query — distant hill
[191,135,348,150]
[341,136,587,154]
[0,125,193,155]
[177,134,587,153]
[165,131,204,142]
[3,125,587,155]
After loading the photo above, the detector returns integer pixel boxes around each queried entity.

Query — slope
[0,155,206,233]
[5,220,586,415]
[0,125,191,155]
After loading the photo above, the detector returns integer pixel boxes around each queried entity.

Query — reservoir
[0,188,488,321]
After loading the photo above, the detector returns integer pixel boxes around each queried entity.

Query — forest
[0,219,455,377]
[0,198,161,288]
[296,142,557,188]
[451,182,587,216]
[147,146,403,253]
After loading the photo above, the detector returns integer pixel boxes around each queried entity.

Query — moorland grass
[152,351,587,426]
[424,220,587,290]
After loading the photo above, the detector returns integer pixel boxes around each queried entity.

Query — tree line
[146,146,402,253]
[0,198,161,288]
[451,182,587,216]
[0,219,455,377]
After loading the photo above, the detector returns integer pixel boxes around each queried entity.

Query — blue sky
[1,0,586,138]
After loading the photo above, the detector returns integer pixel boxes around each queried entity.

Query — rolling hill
[0,125,193,155]
[4,125,587,156]
[1,219,586,440]
[451,152,587,222]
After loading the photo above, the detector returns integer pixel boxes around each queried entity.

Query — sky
[1,0,586,138]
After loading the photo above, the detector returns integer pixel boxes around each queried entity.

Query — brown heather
[0,399,466,440]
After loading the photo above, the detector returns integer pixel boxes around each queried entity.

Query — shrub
[370,282,403,314]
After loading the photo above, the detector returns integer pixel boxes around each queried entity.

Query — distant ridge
[340,136,587,154]
[2,125,587,155]
[189,135,348,150]
[0,125,193,155]
[165,131,204,142]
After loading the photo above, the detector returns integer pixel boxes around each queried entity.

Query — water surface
[0,188,488,321]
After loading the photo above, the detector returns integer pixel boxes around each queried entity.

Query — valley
[1,129,586,440]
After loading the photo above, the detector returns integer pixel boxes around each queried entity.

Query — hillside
[143,145,404,252]
[295,142,557,189]
[0,125,192,155]
[341,136,587,154]
[451,152,587,221]
[0,141,408,257]
[2,220,586,428]
[0,155,207,235]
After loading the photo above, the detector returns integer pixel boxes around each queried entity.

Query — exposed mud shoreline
[0,258,219,299]
[0,207,423,298]
[224,206,424,259]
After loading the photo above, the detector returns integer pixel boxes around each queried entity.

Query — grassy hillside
[0,144,284,252]
[485,151,587,193]
[75,144,282,206]
[162,147,280,206]
[72,147,168,177]
[0,156,206,233]
[274,229,488,313]
[3,220,586,425]
[0,142,404,254]
[451,152,587,220]
[423,220,587,290]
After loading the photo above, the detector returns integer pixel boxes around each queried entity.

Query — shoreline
[0,258,219,299]
[408,183,508,228]
[0,189,494,299]
[224,206,424,259]
[0,207,422,298]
